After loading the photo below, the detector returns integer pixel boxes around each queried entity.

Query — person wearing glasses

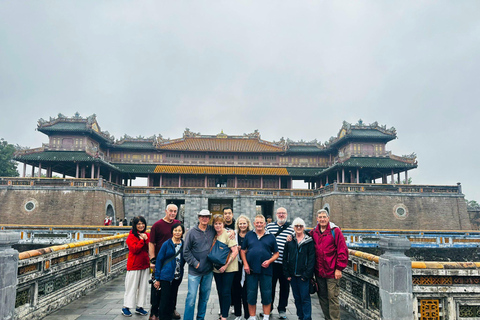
[212,214,239,320]
[265,207,295,319]
[283,218,315,320]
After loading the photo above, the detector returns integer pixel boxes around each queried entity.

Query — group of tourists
[121,204,348,320]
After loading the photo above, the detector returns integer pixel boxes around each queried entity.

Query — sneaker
[235,317,243,320]
[218,309,222,315]
[136,307,149,316]
[231,306,235,314]
[278,311,287,319]
[122,307,132,317]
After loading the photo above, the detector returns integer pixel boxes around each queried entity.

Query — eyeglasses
[213,214,223,219]
[294,225,304,228]
[199,215,210,218]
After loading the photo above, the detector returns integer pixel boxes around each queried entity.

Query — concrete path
[43,272,357,320]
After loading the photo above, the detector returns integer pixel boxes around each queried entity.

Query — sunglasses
[294,225,304,228]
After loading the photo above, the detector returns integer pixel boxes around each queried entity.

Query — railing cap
[378,236,411,252]
[0,231,21,247]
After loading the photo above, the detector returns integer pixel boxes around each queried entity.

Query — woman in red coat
[122,216,150,317]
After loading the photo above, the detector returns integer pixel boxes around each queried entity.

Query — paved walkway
[43,272,357,320]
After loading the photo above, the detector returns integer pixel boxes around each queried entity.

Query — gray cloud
[1,1,479,201]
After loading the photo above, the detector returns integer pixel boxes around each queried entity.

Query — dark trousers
[232,268,249,318]
[151,279,180,318]
[290,277,312,320]
[271,263,289,313]
[213,272,235,318]
[158,278,182,320]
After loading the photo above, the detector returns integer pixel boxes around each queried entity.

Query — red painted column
[204,176,207,188]
[260,177,263,189]
[234,176,238,188]
[356,169,360,183]
[76,163,79,178]
[97,166,100,179]
[341,169,345,183]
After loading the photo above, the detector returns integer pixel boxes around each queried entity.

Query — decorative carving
[419,299,440,320]
[459,305,480,318]
[184,128,200,138]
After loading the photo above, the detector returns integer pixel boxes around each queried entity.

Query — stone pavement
[43,272,357,320]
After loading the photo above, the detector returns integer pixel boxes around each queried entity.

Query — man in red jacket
[309,209,348,320]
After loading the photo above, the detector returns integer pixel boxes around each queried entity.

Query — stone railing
[329,183,461,194]
[124,186,316,197]
[9,232,130,319]
[342,238,480,320]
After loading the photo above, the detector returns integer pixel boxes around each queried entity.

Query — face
[238,218,248,232]
[136,221,145,233]
[172,225,183,240]
[198,215,210,226]
[165,205,178,221]
[223,209,233,223]
[317,212,329,228]
[214,221,224,232]
[294,224,304,235]
[276,209,287,224]
[254,218,265,232]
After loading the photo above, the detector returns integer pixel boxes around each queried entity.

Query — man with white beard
[265,207,295,319]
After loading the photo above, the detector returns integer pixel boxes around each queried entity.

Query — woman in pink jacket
[122,216,150,317]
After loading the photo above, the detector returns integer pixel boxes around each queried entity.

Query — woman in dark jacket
[153,223,185,320]
[283,218,315,320]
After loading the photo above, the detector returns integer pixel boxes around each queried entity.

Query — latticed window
[419,299,442,320]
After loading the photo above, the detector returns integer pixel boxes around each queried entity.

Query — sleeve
[227,234,237,248]
[271,235,279,253]
[183,230,199,268]
[126,234,147,255]
[303,241,315,280]
[149,224,156,244]
[334,228,349,271]
[155,242,168,280]
[241,234,249,251]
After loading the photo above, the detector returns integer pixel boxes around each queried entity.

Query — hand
[244,265,250,274]
[153,280,160,290]
[150,263,155,271]
[335,269,342,280]
[219,265,227,273]
[139,233,148,240]
[287,277,291,281]
[227,230,235,240]
[286,235,292,242]
[261,260,271,268]
[195,262,200,269]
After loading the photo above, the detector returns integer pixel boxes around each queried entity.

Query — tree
[401,177,413,184]
[0,138,19,177]
[466,199,480,209]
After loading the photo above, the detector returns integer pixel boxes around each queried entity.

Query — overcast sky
[1,1,479,201]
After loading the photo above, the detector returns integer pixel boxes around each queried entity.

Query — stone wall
[0,187,124,225]
[314,192,472,230]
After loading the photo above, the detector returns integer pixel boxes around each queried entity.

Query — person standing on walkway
[153,223,186,320]
[122,216,150,317]
[283,218,315,320]
[183,209,216,320]
[310,209,348,320]
[223,206,235,230]
[241,215,279,320]
[148,204,181,320]
[232,215,252,320]
[265,207,295,319]
[212,214,239,320]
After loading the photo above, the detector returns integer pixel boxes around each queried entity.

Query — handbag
[207,236,231,269]
[309,278,319,294]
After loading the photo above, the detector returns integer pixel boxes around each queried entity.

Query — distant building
[14,114,417,189]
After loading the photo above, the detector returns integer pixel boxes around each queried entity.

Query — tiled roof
[111,141,156,150]
[157,137,284,153]
[286,167,324,177]
[347,129,395,139]
[15,151,97,162]
[336,157,417,169]
[114,164,157,174]
[153,165,289,176]
[286,145,326,153]
[38,122,88,131]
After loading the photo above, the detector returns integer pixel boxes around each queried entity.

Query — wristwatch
[150,258,156,264]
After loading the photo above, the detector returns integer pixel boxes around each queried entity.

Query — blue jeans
[246,273,272,306]
[184,272,213,320]
[290,277,312,320]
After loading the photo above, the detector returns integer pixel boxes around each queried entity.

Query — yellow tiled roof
[153,165,289,176]
[157,137,283,152]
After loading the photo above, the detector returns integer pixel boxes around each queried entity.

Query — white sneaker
[218,309,221,315]
[231,306,235,314]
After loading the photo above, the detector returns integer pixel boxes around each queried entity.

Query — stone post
[0,232,21,320]
[378,237,413,320]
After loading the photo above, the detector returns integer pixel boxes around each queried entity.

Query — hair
[317,209,330,217]
[292,217,306,227]
[171,222,185,235]
[254,214,266,223]
[212,214,225,224]
[166,203,178,211]
[276,207,287,214]
[132,216,147,237]
[223,206,233,213]
[235,215,253,234]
